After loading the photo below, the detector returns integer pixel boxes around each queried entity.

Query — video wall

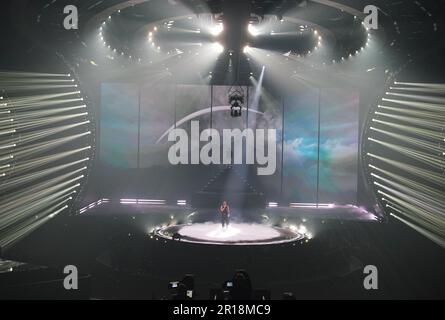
[282,88,359,204]
[99,82,359,204]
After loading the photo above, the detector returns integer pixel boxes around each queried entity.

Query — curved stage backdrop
[98,83,360,206]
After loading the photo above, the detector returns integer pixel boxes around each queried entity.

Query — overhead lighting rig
[228,86,245,118]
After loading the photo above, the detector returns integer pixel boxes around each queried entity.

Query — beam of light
[2,98,85,111]
[0,177,83,220]
[250,66,266,109]
[385,91,445,104]
[7,136,91,160]
[373,176,445,210]
[0,203,70,248]
[390,213,445,248]
[372,119,443,141]
[0,118,14,125]
[0,145,15,151]
[244,45,344,94]
[377,105,445,120]
[269,31,306,36]
[0,182,81,231]
[368,138,444,169]
[11,113,89,131]
[0,71,71,77]
[389,87,445,94]
[5,91,83,105]
[377,188,443,223]
[0,192,73,229]
[0,171,84,209]
[3,148,89,176]
[9,105,87,121]
[0,160,88,191]
[381,192,445,236]
[370,127,443,154]
[374,111,443,129]
[393,81,445,89]
[0,121,90,146]
[168,27,201,34]
[1,84,80,91]
[368,154,445,186]
[371,171,445,204]
[163,42,203,48]
[0,211,60,248]
[0,129,16,136]
[0,78,77,85]
[381,98,445,111]
[135,42,220,86]
[386,194,445,232]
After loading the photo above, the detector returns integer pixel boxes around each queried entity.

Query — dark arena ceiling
[3,0,445,84]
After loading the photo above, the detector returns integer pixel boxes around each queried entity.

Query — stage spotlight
[214,42,224,54]
[210,23,224,36]
[248,24,259,36]
[298,225,307,234]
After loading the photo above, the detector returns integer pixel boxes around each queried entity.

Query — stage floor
[156,222,304,245]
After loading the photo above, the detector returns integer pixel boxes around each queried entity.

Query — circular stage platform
[156,222,304,246]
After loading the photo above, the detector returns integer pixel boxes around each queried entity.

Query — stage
[155,222,305,246]
[75,200,379,247]
[78,200,378,222]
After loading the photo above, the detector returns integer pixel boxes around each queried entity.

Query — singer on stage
[219,200,230,228]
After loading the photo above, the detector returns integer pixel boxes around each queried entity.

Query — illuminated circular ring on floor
[155,223,304,246]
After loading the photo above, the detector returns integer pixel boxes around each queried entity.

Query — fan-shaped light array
[0,71,94,249]
[365,81,445,247]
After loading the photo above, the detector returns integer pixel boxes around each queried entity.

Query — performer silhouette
[219,200,230,228]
